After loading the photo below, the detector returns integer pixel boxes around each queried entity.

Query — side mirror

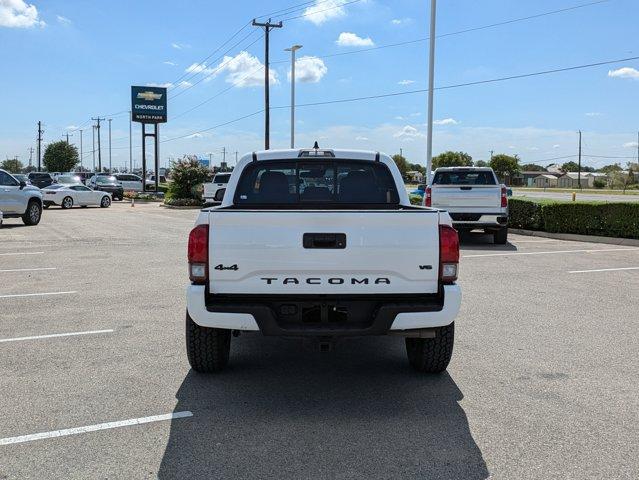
[214,188,226,202]
[19,180,26,190]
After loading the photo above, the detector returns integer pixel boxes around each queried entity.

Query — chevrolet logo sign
[137,91,163,101]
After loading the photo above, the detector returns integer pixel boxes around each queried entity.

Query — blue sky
[1,0,638,170]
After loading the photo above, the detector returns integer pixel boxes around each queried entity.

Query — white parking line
[463,248,638,258]
[0,411,193,446]
[0,267,57,273]
[0,329,114,343]
[569,267,639,274]
[0,291,77,299]
[0,252,44,257]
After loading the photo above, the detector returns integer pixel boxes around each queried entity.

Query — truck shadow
[158,335,488,479]
[458,231,518,251]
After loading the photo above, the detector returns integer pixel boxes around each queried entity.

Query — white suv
[0,169,43,226]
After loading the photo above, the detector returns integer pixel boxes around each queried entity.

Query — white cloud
[163,61,177,66]
[65,125,78,130]
[56,14,71,25]
[213,51,278,87]
[171,42,190,50]
[622,141,638,148]
[433,118,458,126]
[0,0,45,28]
[391,18,411,26]
[585,112,601,117]
[394,125,425,140]
[398,79,415,86]
[186,133,203,139]
[178,80,192,88]
[146,82,173,88]
[288,56,327,83]
[608,67,639,79]
[394,116,404,120]
[336,32,374,47]
[553,144,560,148]
[410,112,421,117]
[303,0,348,25]
[355,136,369,141]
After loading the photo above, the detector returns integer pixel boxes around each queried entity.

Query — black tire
[21,200,42,226]
[494,227,508,244]
[80,205,88,208]
[61,196,73,209]
[405,322,454,373]
[186,311,231,373]
[100,196,111,208]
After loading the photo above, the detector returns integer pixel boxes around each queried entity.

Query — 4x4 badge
[214,264,239,271]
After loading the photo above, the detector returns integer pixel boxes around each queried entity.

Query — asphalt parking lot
[0,202,637,479]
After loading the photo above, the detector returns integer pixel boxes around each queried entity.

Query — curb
[159,204,202,210]
[510,228,639,247]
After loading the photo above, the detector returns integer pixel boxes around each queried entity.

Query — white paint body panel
[208,210,441,295]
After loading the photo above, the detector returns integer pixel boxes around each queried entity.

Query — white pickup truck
[424,166,509,244]
[185,148,461,374]
[202,172,231,203]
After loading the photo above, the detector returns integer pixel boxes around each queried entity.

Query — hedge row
[509,198,639,239]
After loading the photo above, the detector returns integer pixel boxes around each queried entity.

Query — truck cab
[185,148,461,374]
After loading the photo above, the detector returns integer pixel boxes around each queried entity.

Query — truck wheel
[22,200,42,226]
[405,322,454,373]
[186,311,231,373]
[494,227,508,244]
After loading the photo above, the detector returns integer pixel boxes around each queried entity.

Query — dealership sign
[131,86,167,123]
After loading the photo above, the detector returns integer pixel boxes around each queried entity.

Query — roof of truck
[250,148,383,162]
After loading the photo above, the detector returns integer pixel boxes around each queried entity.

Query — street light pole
[79,129,83,170]
[108,118,112,172]
[285,44,302,149]
[425,0,437,183]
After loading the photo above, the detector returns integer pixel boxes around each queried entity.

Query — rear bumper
[186,284,461,336]
[450,212,508,229]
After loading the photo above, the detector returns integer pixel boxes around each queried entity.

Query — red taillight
[188,224,209,284]
[439,225,459,284]
[424,186,432,207]
[501,186,508,208]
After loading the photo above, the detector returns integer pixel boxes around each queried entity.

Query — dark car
[93,175,124,200]
[27,172,53,188]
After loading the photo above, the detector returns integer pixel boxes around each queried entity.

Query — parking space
[1,203,637,479]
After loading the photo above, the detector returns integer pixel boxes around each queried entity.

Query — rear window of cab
[233,160,399,206]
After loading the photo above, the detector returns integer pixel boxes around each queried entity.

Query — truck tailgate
[432,185,501,209]
[208,210,440,295]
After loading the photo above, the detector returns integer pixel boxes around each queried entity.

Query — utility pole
[92,125,96,171]
[129,111,133,172]
[62,132,73,144]
[92,117,104,171]
[425,0,437,183]
[37,121,43,172]
[234,151,238,165]
[28,147,33,168]
[285,44,302,148]
[222,147,226,164]
[578,130,582,189]
[400,148,403,158]
[79,129,83,170]
[108,118,112,172]
[208,152,214,171]
[252,18,283,150]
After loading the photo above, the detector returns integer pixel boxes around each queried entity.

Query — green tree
[167,156,212,200]
[520,163,546,172]
[628,163,637,185]
[490,154,521,182]
[474,160,488,167]
[0,158,24,173]
[561,161,594,172]
[408,163,426,174]
[43,141,78,172]
[432,151,473,169]
[392,154,410,179]
[599,163,622,174]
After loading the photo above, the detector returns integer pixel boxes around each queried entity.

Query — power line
[279,0,364,21]
[159,54,639,145]
[270,0,613,65]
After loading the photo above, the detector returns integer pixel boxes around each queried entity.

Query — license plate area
[277,301,374,329]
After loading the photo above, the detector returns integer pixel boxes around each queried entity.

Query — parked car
[41,184,111,209]
[0,169,43,225]
[85,172,112,187]
[202,173,231,203]
[91,176,124,200]
[184,148,461,373]
[27,172,53,189]
[114,173,143,192]
[425,166,509,244]
[145,175,167,189]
